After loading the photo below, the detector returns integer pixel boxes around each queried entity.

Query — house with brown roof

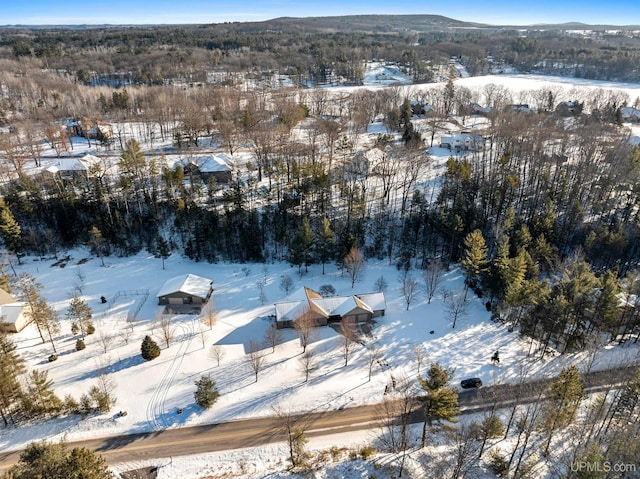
[274,286,386,329]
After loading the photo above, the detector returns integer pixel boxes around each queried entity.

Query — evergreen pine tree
[141,335,161,361]
[0,199,22,262]
[460,229,488,295]
[9,440,112,479]
[0,331,26,426]
[316,217,334,275]
[417,363,460,447]
[22,369,62,418]
[290,217,314,274]
[194,375,220,409]
[66,294,93,339]
[540,365,584,455]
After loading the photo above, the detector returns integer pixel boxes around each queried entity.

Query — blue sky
[2,0,639,26]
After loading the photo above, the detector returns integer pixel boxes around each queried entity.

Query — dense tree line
[1,19,640,89]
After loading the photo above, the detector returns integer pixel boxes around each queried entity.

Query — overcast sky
[2,0,639,26]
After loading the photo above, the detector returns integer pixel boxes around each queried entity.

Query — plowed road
[0,364,635,470]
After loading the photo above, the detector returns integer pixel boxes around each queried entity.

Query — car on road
[460,378,482,389]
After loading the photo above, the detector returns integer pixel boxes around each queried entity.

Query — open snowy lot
[1,248,638,458]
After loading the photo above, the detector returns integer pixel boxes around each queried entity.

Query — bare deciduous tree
[246,340,266,382]
[401,275,419,310]
[367,347,381,381]
[264,323,283,353]
[209,344,224,367]
[197,321,207,349]
[157,316,175,348]
[444,288,468,329]
[423,260,444,304]
[200,300,217,330]
[98,330,114,354]
[375,376,416,477]
[118,321,134,345]
[338,321,358,367]
[344,246,365,288]
[256,280,267,305]
[293,310,316,353]
[272,405,309,468]
[412,344,427,376]
[280,274,294,296]
[299,350,315,382]
[374,275,388,293]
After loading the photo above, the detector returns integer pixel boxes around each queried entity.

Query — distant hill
[1,14,638,33]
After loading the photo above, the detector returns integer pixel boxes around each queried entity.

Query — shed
[157,273,213,306]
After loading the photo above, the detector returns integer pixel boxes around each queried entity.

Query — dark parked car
[460,378,483,389]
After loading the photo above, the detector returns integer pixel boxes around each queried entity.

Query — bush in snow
[194,374,220,409]
[141,335,161,361]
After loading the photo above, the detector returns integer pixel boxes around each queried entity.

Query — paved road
[0,364,635,471]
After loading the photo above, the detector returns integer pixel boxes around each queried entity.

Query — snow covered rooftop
[197,155,232,173]
[46,158,89,173]
[0,302,26,327]
[157,273,213,299]
[275,287,385,324]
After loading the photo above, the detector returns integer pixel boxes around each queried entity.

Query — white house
[440,132,485,151]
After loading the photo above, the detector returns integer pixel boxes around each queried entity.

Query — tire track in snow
[145,317,195,431]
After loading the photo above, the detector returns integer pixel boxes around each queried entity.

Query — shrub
[359,446,376,460]
[488,449,509,477]
[329,446,344,462]
[48,354,58,362]
[75,339,86,351]
[319,284,336,297]
[62,394,80,415]
[86,322,95,335]
[194,375,220,408]
[141,335,161,361]
[88,385,114,413]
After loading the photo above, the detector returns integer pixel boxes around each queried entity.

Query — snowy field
[1,249,639,470]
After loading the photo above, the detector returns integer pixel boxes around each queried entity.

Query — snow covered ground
[1,249,639,476]
[4,72,640,477]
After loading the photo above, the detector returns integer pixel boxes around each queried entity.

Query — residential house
[157,273,213,311]
[274,286,386,329]
[555,101,583,117]
[181,155,233,184]
[508,104,534,113]
[346,148,384,178]
[470,103,491,116]
[44,154,101,181]
[620,106,640,122]
[410,100,433,116]
[0,288,28,333]
[65,118,113,141]
[440,132,485,152]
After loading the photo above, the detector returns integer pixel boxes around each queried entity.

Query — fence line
[101,289,150,321]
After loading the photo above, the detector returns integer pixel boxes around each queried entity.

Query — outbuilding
[157,274,213,310]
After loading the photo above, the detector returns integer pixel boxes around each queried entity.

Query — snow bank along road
[0,365,634,470]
